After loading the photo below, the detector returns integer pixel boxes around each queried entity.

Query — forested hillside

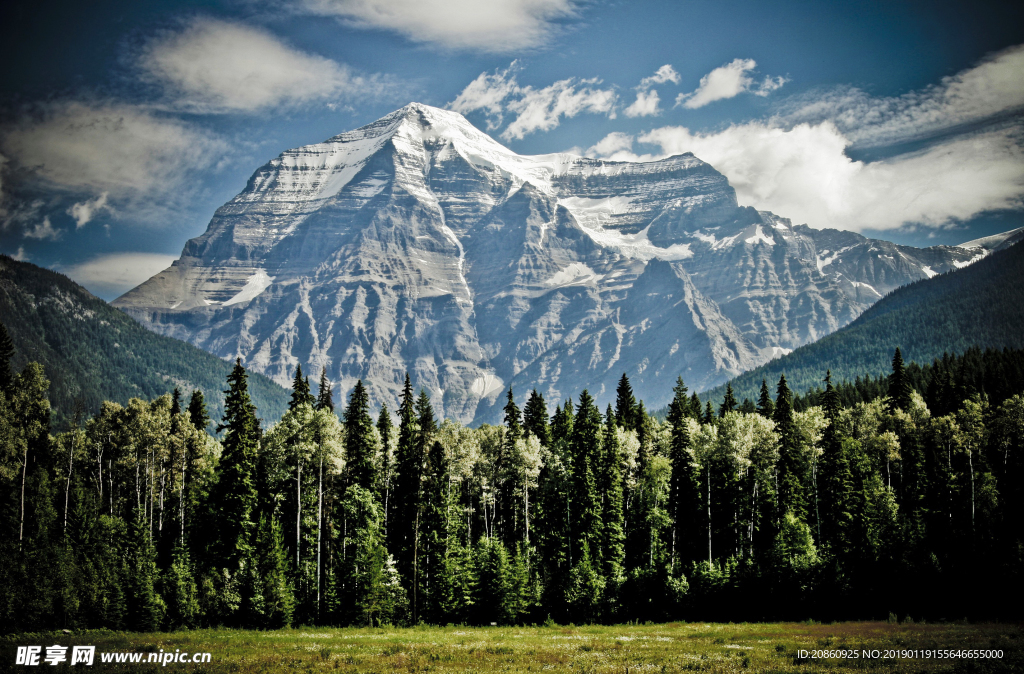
[1,335,1021,632]
[700,241,1024,406]
[0,256,289,428]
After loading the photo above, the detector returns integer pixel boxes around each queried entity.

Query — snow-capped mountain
[114,103,987,423]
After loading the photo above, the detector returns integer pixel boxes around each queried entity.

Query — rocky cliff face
[114,103,983,422]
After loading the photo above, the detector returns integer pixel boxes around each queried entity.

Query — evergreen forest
[1,318,1022,633]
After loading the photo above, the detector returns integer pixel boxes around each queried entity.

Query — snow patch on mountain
[223,270,274,306]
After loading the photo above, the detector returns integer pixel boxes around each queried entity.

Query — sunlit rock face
[114,103,980,423]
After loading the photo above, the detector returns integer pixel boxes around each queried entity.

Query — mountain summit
[114,103,984,422]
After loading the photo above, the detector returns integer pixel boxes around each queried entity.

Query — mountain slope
[0,256,289,429]
[113,102,983,423]
[699,239,1024,405]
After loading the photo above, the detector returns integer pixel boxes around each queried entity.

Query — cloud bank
[585,46,1024,233]
[299,0,580,51]
[1,101,228,199]
[779,43,1024,147]
[62,252,178,299]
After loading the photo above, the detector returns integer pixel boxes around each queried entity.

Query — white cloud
[67,192,110,228]
[639,64,680,89]
[1,101,228,200]
[61,252,177,299]
[676,58,786,109]
[502,78,617,140]
[11,247,27,262]
[625,89,661,118]
[588,122,1024,232]
[779,43,1024,147]
[448,62,522,130]
[139,18,376,113]
[23,216,61,241]
[586,131,635,158]
[448,63,617,140]
[300,0,579,51]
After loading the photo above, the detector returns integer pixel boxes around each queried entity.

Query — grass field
[2,622,1020,673]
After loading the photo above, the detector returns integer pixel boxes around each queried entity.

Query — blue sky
[1,0,1022,300]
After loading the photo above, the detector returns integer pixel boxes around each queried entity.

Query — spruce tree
[212,359,261,569]
[187,389,210,433]
[818,370,852,554]
[391,374,419,585]
[689,392,702,420]
[499,388,522,544]
[887,347,913,414]
[599,406,625,590]
[170,387,182,417]
[615,374,637,429]
[377,403,393,509]
[757,379,775,418]
[703,401,715,425]
[315,367,335,412]
[344,380,376,491]
[719,383,738,417]
[571,390,603,569]
[523,389,550,447]
[666,377,699,572]
[773,374,806,519]
[289,365,314,411]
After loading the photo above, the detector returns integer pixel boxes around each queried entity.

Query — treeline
[1,328,1022,631]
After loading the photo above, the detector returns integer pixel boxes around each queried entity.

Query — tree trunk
[19,444,27,546]
[317,455,323,616]
[64,433,75,533]
[707,462,712,565]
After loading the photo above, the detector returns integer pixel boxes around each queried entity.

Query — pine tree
[599,406,625,595]
[571,390,603,570]
[391,374,419,586]
[615,374,637,429]
[703,401,715,425]
[344,380,376,491]
[187,389,210,433]
[240,514,295,628]
[377,403,393,511]
[315,367,334,412]
[170,387,182,417]
[689,392,702,420]
[666,377,699,572]
[774,374,806,519]
[289,365,314,411]
[719,383,738,417]
[757,379,775,418]
[212,359,261,569]
[523,389,550,447]
[498,388,522,545]
[887,347,913,414]
[818,370,852,554]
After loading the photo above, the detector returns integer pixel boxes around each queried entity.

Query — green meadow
[3,622,1020,673]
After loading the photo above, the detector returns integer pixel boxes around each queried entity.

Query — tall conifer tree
[773,374,806,519]
[667,377,699,572]
[187,389,209,433]
[888,347,913,413]
[289,365,314,410]
[213,359,261,568]
[315,367,334,412]
[344,380,376,491]
[523,389,550,447]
